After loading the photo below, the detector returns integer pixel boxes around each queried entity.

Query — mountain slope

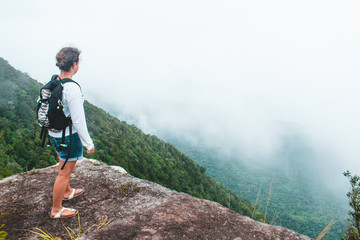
[165,133,348,239]
[0,57,263,221]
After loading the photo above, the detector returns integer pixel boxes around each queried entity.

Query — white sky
[1,0,360,189]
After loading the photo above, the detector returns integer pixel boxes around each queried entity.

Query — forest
[168,134,348,239]
[0,57,264,222]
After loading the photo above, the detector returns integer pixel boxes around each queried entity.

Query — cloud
[1,0,360,193]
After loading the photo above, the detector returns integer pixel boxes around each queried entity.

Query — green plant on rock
[0,231,7,240]
[0,212,7,240]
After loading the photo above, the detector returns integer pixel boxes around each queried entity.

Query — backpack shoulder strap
[41,74,61,90]
[60,78,81,89]
[52,74,59,81]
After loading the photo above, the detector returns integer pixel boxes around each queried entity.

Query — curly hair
[56,47,81,71]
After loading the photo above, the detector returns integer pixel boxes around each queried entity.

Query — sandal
[50,207,78,219]
[63,188,84,201]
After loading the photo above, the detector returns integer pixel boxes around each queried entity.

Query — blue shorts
[50,132,83,162]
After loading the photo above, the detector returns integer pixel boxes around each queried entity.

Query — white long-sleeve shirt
[48,81,94,151]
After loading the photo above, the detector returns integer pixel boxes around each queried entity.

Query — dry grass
[28,228,61,240]
[315,220,336,240]
[264,176,276,223]
[270,210,278,225]
[29,214,113,240]
[251,184,262,219]
[251,176,277,223]
[94,216,113,232]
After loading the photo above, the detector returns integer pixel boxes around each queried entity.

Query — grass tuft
[264,176,276,223]
[94,216,113,231]
[29,214,113,239]
[28,228,61,240]
[64,213,93,239]
[315,220,336,240]
[252,184,262,219]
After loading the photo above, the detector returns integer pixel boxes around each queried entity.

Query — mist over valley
[1,1,360,238]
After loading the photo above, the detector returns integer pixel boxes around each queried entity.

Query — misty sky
[1,1,360,188]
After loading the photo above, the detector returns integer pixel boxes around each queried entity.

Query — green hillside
[166,135,349,239]
[0,57,263,221]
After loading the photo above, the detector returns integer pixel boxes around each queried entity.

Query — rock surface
[0,159,313,240]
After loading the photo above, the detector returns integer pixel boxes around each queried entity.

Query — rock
[0,159,313,240]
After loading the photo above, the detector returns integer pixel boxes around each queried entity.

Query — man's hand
[87,147,95,154]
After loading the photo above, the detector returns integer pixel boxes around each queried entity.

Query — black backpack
[36,74,80,169]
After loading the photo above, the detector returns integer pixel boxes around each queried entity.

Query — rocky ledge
[0,159,312,240]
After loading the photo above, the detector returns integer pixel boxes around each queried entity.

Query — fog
[1,0,360,193]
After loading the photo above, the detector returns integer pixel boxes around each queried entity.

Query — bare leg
[54,154,81,200]
[51,160,77,216]
[64,183,72,198]
[56,154,72,195]
[63,169,83,199]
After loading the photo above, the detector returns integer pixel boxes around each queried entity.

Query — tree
[343,171,360,240]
